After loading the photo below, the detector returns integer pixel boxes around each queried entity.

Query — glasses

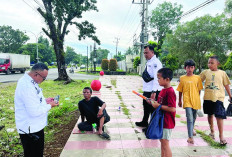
[36,72,46,81]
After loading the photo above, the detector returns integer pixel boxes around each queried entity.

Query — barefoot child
[148,68,176,157]
[177,59,203,144]
[200,55,232,145]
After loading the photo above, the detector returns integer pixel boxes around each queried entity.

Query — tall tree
[125,47,133,55]
[0,25,29,53]
[37,0,100,83]
[38,36,56,63]
[114,51,125,61]
[150,2,183,50]
[65,46,78,64]
[165,14,228,72]
[90,48,109,64]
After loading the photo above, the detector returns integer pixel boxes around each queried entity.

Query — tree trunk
[53,39,72,84]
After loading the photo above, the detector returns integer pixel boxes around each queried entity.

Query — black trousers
[142,91,160,123]
[19,129,44,157]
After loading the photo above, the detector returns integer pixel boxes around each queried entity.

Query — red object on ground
[100,71,104,76]
[91,80,102,91]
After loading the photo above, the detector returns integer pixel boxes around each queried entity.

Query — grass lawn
[0,80,91,156]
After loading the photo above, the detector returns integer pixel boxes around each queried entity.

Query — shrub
[133,56,140,69]
[109,59,117,71]
[101,59,109,70]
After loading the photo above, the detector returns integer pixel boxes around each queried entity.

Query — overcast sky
[0,0,225,57]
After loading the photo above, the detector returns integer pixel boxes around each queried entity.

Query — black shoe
[135,121,148,127]
[142,127,147,133]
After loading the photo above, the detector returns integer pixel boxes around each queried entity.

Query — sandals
[99,132,111,140]
[209,133,215,139]
[187,138,194,144]
[220,139,227,146]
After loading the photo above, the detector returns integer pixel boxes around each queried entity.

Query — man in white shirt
[135,44,163,127]
[14,63,58,157]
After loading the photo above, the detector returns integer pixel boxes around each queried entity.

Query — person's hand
[146,98,152,104]
[50,101,59,108]
[97,109,103,118]
[151,100,160,108]
[228,97,232,103]
[46,97,54,104]
[178,101,182,107]
[150,92,156,100]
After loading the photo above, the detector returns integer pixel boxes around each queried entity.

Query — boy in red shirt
[148,68,176,157]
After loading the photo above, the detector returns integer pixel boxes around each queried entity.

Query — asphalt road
[0,68,99,83]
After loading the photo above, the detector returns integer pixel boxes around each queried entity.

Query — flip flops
[99,132,111,140]
[220,139,227,146]
[209,133,215,139]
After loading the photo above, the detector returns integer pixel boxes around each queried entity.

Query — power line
[180,0,218,19]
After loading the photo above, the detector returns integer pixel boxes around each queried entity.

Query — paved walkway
[60,75,232,157]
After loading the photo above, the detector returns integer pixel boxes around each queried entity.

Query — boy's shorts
[203,100,227,119]
[162,129,172,140]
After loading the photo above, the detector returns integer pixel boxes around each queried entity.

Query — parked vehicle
[0,53,30,75]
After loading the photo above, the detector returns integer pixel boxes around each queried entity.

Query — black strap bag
[142,66,154,83]
[226,103,232,117]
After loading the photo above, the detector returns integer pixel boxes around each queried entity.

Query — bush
[109,59,117,71]
[101,59,109,70]
[133,56,140,69]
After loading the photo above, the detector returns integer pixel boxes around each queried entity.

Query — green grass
[138,88,143,93]
[196,130,227,149]
[111,79,117,88]
[180,121,187,124]
[115,91,130,116]
[0,80,91,156]
[77,71,100,76]
[175,114,181,118]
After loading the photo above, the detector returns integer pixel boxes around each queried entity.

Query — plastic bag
[197,110,204,117]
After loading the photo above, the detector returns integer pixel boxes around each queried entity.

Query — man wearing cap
[135,44,163,128]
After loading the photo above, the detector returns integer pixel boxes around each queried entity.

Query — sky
[0,0,226,57]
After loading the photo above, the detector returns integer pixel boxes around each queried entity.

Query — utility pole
[90,45,92,71]
[132,0,150,73]
[87,46,88,72]
[93,43,96,72]
[114,37,120,58]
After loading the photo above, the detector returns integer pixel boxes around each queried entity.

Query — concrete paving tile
[110,114,129,119]
[60,150,87,157]
[68,133,104,141]
[139,139,160,148]
[181,146,227,156]
[136,132,147,140]
[142,148,161,157]
[102,149,124,157]
[108,122,132,128]
[121,140,142,149]
[123,148,146,157]
[120,133,139,140]
[84,149,103,157]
